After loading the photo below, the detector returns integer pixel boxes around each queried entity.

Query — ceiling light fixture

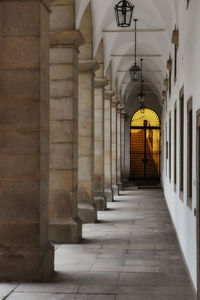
[138,59,145,104]
[114,0,134,28]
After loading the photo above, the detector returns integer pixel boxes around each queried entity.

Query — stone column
[117,105,123,188]
[78,60,99,223]
[0,0,54,281]
[124,117,131,180]
[121,111,126,181]
[94,78,108,211]
[112,99,119,195]
[49,0,84,243]
[104,91,114,202]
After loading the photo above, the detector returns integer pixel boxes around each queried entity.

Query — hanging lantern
[129,19,140,81]
[138,91,145,103]
[114,0,134,28]
[138,59,145,103]
[129,63,141,81]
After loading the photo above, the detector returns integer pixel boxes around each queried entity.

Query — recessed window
[172,28,179,84]
[169,113,172,181]
[166,123,168,176]
[174,103,177,190]
[167,57,172,97]
[174,45,177,83]
[179,88,184,200]
[187,98,193,207]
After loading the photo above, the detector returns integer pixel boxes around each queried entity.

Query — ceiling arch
[75,0,178,110]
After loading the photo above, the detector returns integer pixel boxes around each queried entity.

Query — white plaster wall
[162,0,200,291]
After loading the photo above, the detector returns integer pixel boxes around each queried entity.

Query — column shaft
[0,0,54,281]
[112,100,118,195]
[49,0,84,243]
[104,91,114,202]
[78,60,98,223]
[94,79,107,210]
[117,108,122,187]
[121,113,125,181]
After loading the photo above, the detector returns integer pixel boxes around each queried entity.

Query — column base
[95,195,107,211]
[49,217,82,244]
[104,188,113,202]
[0,242,54,282]
[112,184,119,196]
[78,203,97,224]
[117,182,122,191]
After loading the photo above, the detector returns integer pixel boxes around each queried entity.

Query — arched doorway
[130,108,161,180]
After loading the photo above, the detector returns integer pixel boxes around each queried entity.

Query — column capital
[95,78,109,88]
[50,30,85,48]
[117,104,124,111]
[112,98,119,107]
[50,0,75,5]
[104,90,115,100]
[121,110,127,116]
[79,60,99,72]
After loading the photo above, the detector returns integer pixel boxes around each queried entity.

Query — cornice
[78,60,99,72]
[104,90,115,99]
[50,30,85,48]
[95,78,109,88]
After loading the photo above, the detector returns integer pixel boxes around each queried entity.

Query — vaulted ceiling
[75,0,178,113]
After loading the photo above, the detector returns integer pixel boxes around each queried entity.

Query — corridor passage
[1,188,195,300]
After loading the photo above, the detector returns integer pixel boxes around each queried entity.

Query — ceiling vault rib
[103,29,165,33]
[118,70,162,73]
[122,82,162,85]
[112,54,162,58]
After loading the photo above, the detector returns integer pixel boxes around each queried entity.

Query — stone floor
[1,187,195,299]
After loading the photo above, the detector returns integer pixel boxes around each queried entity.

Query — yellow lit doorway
[130,108,161,179]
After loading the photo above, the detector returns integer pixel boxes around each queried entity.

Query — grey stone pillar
[49,0,84,243]
[112,99,119,195]
[104,91,115,202]
[121,111,126,181]
[0,0,54,281]
[117,105,123,188]
[94,78,108,211]
[78,60,99,223]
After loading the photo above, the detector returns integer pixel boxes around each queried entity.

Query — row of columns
[0,0,126,281]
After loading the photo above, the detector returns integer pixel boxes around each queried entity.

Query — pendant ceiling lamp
[138,59,146,111]
[114,0,134,28]
[129,19,141,81]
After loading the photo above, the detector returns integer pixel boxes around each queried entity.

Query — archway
[130,108,161,180]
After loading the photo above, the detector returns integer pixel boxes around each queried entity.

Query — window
[169,113,172,180]
[187,98,193,207]
[167,57,172,97]
[172,28,179,84]
[174,45,177,83]
[166,123,168,176]
[174,103,177,190]
[179,88,184,199]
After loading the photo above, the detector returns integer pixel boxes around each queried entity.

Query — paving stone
[15,283,79,294]
[0,283,17,299]
[7,293,115,300]
[6,187,195,300]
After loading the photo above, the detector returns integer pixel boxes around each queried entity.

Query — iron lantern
[138,91,145,103]
[129,63,141,81]
[114,0,134,28]
[138,59,145,103]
